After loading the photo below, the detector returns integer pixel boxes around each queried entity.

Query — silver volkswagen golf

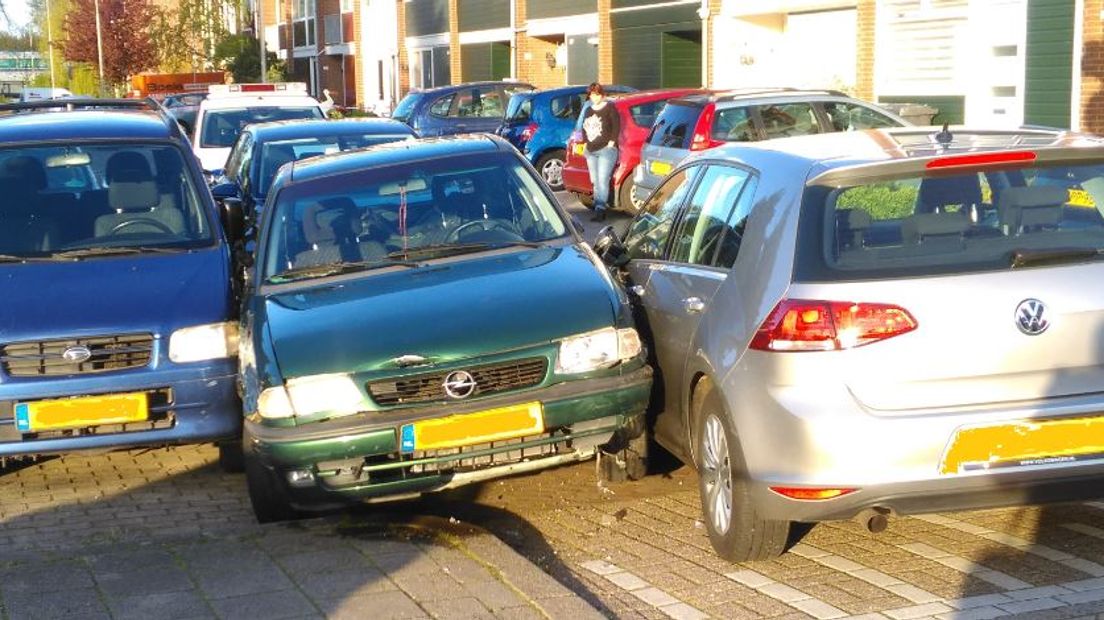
[596,127,1104,562]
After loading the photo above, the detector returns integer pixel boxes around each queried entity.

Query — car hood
[0,248,231,342]
[262,245,620,379]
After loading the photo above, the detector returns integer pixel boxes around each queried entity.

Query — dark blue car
[496,85,635,190]
[391,81,534,138]
[212,118,416,223]
[0,99,244,469]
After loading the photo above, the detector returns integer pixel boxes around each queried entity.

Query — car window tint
[821,101,901,131]
[714,175,758,268]
[550,93,583,120]
[711,106,756,142]
[670,165,751,266]
[757,102,821,140]
[628,100,666,129]
[647,103,700,149]
[200,107,323,148]
[624,166,699,260]
[429,94,454,117]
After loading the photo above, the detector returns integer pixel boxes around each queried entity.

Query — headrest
[917,175,982,213]
[107,151,154,184]
[836,209,872,230]
[303,199,360,245]
[901,212,969,245]
[998,185,1068,210]
[0,155,46,191]
[109,179,159,211]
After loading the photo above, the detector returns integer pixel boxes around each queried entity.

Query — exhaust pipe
[853,508,889,533]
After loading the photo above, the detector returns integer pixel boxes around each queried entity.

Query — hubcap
[542,158,564,188]
[701,414,733,534]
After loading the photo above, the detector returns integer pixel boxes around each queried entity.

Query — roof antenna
[934,123,953,147]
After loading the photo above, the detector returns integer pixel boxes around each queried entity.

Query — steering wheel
[445,219,522,243]
[110,218,175,236]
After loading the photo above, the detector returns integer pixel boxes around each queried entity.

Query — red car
[563,88,704,212]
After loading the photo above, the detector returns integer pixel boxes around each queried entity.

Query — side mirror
[571,214,585,235]
[593,225,629,268]
[211,181,239,201]
[220,197,245,242]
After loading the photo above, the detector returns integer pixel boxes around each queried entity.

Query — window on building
[293,0,316,48]
[341,0,353,12]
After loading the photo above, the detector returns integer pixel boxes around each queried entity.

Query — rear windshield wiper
[387,241,542,260]
[1010,247,1104,268]
[49,246,186,259]
[267,258,422,283]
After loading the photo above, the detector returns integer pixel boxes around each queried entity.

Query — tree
[213,32,281,84]
[62,0,156,86]
[149,0,242,73]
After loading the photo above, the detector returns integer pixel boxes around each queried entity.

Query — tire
[217,441,245,473]
[245,455,299,524]
[535,150,566,191]
[616,178,644,213]
[574,192,595,209]
[692,384,790,562]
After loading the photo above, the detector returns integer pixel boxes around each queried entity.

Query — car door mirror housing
[220,197,245,242]
[593,225,629,267]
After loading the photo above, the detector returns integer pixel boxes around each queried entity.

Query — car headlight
[555,327,643,374]
[169,322,239,363]
[257,373,364,420]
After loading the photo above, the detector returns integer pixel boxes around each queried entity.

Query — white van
[20,87,74,102]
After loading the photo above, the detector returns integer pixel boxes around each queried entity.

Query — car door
[628,164,758,458]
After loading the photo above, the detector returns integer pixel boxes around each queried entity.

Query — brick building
[259,0,360,107]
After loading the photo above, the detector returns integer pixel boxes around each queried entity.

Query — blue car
[496,85,635,190]
[0,99,245,469]
[391,81,535,138]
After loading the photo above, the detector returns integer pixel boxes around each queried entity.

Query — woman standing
[581,83,620,222]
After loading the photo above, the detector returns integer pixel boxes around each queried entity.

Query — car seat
[917,175,982,216]
[998,185,1066,235]
[0,156,57,252]
[94,151,185,237]
[294,198,384,268]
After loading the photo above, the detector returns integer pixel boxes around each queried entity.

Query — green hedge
[836,184,918,220]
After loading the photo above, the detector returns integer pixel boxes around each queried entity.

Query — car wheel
[617,179,646,213]
[693,384,790,562]
[217,441,245,473]
[574,192,595,209]
[245,455,299,524]
[536,150,566,191]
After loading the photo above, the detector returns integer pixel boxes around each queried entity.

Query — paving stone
[883,602,954,620]
[534,595,606,620]
[995,597,1066,614]
[630,586,680,607]
[0,562,95,595]
[1006,585,1074,601]
[104,589,211,620]
[207,588,317,619]
[789,597,849,619]
[580,559,622,576]
[192,561,295,600]
[1058,588,1104,605]
[3,586,109,620]
[885,584,942,605]
[462,578,526,611]
[320,590,428,620]
[418,596,494,620]
[934,606,1008,620]
[817,555,866,573]
[725,569,774,589]
[759,581,810,603]
[945,593,1014,610]
[277,548,373,576]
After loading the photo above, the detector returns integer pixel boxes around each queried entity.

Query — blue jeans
[585,146,618,212]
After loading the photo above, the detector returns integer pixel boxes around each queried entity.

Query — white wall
[359,0,399,114]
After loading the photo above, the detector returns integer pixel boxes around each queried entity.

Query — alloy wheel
[701,413,733,535]
[542,158,564,188]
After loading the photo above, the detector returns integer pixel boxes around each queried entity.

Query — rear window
[200,107,324,148]
[796,162,1104,282]
[550,93,583,120]
[391,93,422,122]
[647,102,702,149]
[506,96,532,121]
[628,100,667,129]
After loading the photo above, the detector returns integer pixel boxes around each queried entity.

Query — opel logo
[61,345,93,363]
[443,370,477,400]
[1015,299,1049,335]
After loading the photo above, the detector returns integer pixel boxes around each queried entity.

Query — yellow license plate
[14,392,149,433]
[649,160,672,176]
[1068,188,1096,208]
[573,143,585,156]
[941,416,1104,474]
[399,402,544,453]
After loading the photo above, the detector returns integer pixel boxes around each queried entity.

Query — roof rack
[0,97,185,140]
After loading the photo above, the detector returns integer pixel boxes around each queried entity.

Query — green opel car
[239,135,653,521]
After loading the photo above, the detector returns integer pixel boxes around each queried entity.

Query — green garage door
[661,31,701,88]
[1024,0,1074,128]
[461,42,511,82]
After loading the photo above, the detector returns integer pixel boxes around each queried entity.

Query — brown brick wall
[597,0,612,83]
[705,0,721,87]
[1082,0,1104,133]
[449,0,462,84]
[855,0,875,100]
[397,0,410,96]
[353,0,363,108]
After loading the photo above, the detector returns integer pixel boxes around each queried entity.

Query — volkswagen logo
[442,370,477,400]
[1015,299,1049,335]
[61,345,93,364]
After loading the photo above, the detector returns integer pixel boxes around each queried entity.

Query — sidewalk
[0,447,603,620]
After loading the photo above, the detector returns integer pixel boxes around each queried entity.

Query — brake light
[926,151,1036,169]
[689,103,724,151]
[521,122,539,142]
[749,299,917,352]
[769,487,856,501]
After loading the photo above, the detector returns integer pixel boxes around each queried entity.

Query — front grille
[367,357,547,406]
[1,334,154,377]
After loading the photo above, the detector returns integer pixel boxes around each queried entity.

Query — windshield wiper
[0,253,57,263]
[387,241,542,260]
[268,258,422,283]
[48,246,186,260]
[1010,247,1104,268]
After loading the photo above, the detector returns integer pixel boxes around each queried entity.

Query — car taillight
[926,151,1036,170]
[749,299,917,352]
[769,487,856,500]
[689,103,724,151]
[521,122,538,142]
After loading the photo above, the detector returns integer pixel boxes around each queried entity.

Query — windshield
[0,143,214,259]
[255,133,413,194]
[797,161,1104,281]
[200,107,324,148]
[391,93,421,123]
[262,152,568,282]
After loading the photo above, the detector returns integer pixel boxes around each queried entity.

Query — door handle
[683,297,705,314]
